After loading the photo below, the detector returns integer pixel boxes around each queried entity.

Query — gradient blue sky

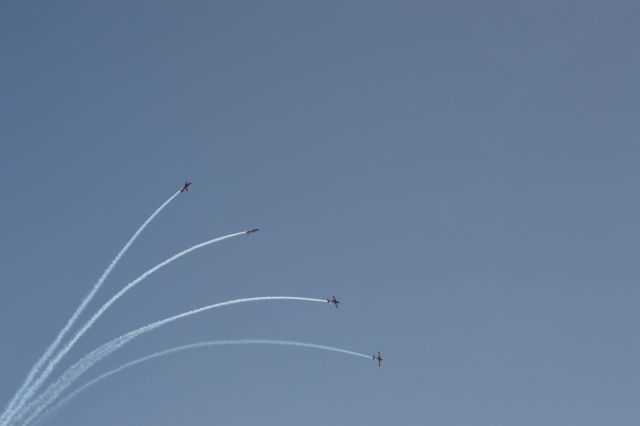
[1,1,639,425]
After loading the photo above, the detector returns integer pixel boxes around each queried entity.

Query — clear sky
[1,1,639,425]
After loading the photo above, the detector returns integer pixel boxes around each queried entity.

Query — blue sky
[1,1,639,425]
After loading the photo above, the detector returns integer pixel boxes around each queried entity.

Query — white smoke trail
[10,230,248,424]
[31,339,370,425]
[0,190,181,426]
[13,297,328,425]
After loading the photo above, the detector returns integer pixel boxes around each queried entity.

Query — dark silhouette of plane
[373,351,383,367]
[246,228,259,234]
[180,180,192,192]
[327,296,340,308]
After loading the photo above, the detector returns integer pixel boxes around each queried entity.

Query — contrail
[12,297,328,425]
[0,190,180,426]
[29,339,370,425]
[10,230,249,425]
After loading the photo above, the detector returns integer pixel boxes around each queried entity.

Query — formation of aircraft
[174,180,383,367]
[327,296,340,308]
[373,351,383,367]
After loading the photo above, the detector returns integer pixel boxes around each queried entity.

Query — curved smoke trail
[0,190,180,426]
[13,297,328,425]
[10,230,248,425]
[30,339,370,425]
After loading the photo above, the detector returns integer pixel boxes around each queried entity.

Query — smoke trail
[10,230,248,425]
[0,190,180,426]
[13,297,328,425]
[30,339,370,425]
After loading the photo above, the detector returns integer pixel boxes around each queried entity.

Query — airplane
[246,228,259,234]
[180,180,192,192]
[373,351,383,367]
[327,296,340,308]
